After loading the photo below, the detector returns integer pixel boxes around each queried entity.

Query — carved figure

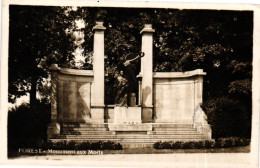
[114,44,145,106]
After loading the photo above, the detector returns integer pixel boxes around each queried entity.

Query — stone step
[59,134,204,139]
[62,124,194,128]
[61,131,114,135]
[51,138,207,143]
[62,127,108,131]
[61,131,200,136]
[152,124,194,128]
[62,127,197,131]
[62,124,109,128]
[149,131,201,135]
[121,143,154,148]
[153,127,197,131]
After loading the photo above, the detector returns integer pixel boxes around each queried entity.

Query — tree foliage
[71,8,252,105]
[9,5,77,107]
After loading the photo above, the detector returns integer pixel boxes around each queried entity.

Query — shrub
[154,142,162,149]
[153,137,250,149]
[235,138,250,146]
[215,137,250,148]
[183,141,194,149]
[75,141,91,150]
[202,97,251,139]
[193,141,205,149]
[38,140,122,150]
[172,141,184,149]
[8,101,51,141]
[204,140,215,148]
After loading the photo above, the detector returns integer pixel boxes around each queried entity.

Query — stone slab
[114,106,141,124]
[108,124,152,131]
[153,81,194,123]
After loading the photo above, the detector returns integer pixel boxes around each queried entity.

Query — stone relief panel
[57,75,92,122]
[154,78,195,123]
[62,81,77,120]
[77,82,91,122]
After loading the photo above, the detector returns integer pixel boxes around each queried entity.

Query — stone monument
[47,22,212,148]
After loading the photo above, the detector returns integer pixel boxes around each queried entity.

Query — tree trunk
[30,76,37,111]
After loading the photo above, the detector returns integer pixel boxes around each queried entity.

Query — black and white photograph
[1,1,259,167]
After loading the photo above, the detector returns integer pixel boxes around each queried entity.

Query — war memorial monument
[47,22,212,148]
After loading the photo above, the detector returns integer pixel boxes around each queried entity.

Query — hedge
[9,139,122,150]
[154,137,250,149]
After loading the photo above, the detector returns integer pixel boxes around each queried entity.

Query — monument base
[110,106,152,132]
[114,106,141,124]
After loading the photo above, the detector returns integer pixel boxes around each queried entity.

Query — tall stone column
[91,22,106,123]
[47,64,60,139]
[140,24,155,122]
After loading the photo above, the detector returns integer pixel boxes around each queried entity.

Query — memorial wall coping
[60,68,94,76]
[50,64,94,77]
[138,69,206,79]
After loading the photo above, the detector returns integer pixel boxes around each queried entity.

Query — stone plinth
[109,106,152,132]
[114,106,141,124]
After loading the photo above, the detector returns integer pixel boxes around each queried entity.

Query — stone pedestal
[114,106,142,124]
[110,107,152,132]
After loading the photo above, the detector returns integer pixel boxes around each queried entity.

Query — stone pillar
[47,64,60,139]
[140,24,155,122]
[91,22,106,123]
[194,70,205,106]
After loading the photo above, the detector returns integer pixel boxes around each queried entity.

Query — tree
[71,8,252,107]
[9,6,77,109]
